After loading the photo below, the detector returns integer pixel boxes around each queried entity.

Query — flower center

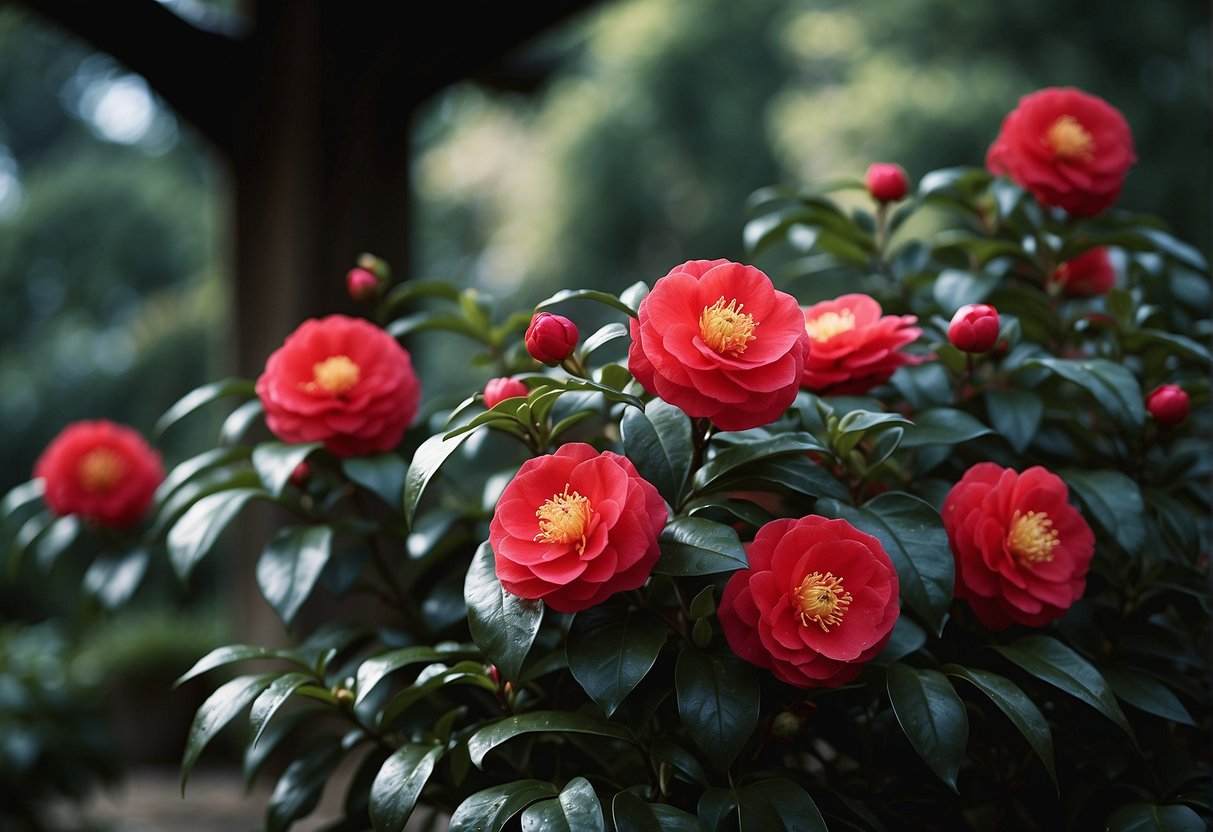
[77,448,126,494]
[308,355,361,396]
[794,571,853,633]
[534,484,593,555]
[1045,115,1094,162]
[700,297,758,357]
[805,309,856,343]
[1007,509,1059,565]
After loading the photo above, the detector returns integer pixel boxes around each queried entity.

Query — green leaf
[932,268,999,311]
[899,408,994,448]
[1062,469,1146,556]
[83,547,150,610]
[403,430,474,527]
[655,517,748,576]
[817,492,953,635]
[154,447,250,508]
[984,389,1043,454]
[466,711,634,769]
[219,399,265,446]
[697,788,737,830]
[343,453,409,509]
[832,411,913,456]
[650,737,709,787]
[251,442,322,498]
[620,400,694,506]
[448,781,559,832]
[256,525,334,628]
[694,433,826,491]
[944,664,1057,789]
[675,649,759,772]
[567,606,667,717]
[1,479,44,520]
[354,644,477,706]
[35,515,80,570]
[886,663,968,792]
[369,743,444,832]
[249,672,314,749]
[738,778,828,832]
[520,777,605,832]
[995,635,1136,742]
[612,791,705,832]
[265,737,343,832]
[388,311,490,343]
[1102,666,1195,726]
[154,377,256,439]
[1105,803,1206,832]
[167,488,267,582]
[877,615,927,663]
[579,322,629,359]
[175,644,298,688]
[464,541,543,682]
[1024,358,1145,430]
[535,288,638,318]
[181,673,277,792]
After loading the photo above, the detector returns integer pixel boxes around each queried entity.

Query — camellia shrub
[3,87,1210,831]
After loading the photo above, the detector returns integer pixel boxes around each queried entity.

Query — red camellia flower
[628,259,810,431]
[34,420,164,528]
[1050,247,1116,297]
[986,87,1136,216]
[483,377,530,410]
[719,515,900,688]
[864,162,909,202]
[525,312,579,366]
[948,303,1000,353]
[256,314,421,457]
[799,294,923,395]
[943,463,1095,629]
[489,442,667,613]
[1146,384,1189,427]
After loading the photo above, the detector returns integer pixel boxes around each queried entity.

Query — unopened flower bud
[1146,384,1189,427]
[771,711,803,741]
[345,267,381,302]
[865,162,909,203]
[525,312,579,366]
[289,461,311,487]
[483,377,529,409]
[948,304,1000,353]
[356,253,392,281]
[332,686,354,707]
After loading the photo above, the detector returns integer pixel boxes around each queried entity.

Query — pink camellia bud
[865,162,909,203]
[483,377,529,409]
[345,267,381,302]
[1146,384,1189,427]
[289,461,311,488]
[525,312,579,366]
[948,304,1000,353]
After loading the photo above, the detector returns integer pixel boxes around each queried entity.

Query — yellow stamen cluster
[805,309,856,343]
[794,571,853,633]
[700,297,758,357]
[77,448,126,494]
[1045,115,1095,162]
[534,484,593,555]
[307,355,362,396]
[1007,509,1060,565]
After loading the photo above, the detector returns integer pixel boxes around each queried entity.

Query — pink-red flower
[799,294,923,395]
[345,267,381,302]
[948,304,1000,353]
[628,259,810,431]
[483,377,530,410]
[986,87,1136,216]
[865,163,909,202]
[489,443,667,613]
[525,313,579,366]
[1050,248,1116,297]
[1146,384,1189,427]
[256,314,421,457]
[719,515,900,688]
[34,420,164,528]
[943,463,1095,629]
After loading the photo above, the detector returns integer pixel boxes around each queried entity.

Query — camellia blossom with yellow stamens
[489,442,667,613]
[943,463,1095,629]
[34,420,164,528]
[718,515,900,688]
[986,87,1136,216]
[256,314,420,457]
[799,294,923,396]
[628,259,810,432]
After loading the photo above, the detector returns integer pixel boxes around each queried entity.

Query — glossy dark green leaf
[697,788,737,830]
[995,635,1135,742]
[35,515,80,570]
[656,517,747,576]
[403,430,474,527]
[181,673,277,792]
[535,288,638,318]
[1102,666,1195,726]
[899,408,993,448]
[833,411,913,456]
[0,479,44,520]
[694,433,825,491]
[612,790,705,832]
[708,455,849,502]
[675,649,759,772]
[579,321,629,358]
[1024,357,1145,430]
[175,643,298,688]
[388,311,490,342]
[354,644,477,706]
[817,492,952,635]
[984,389,1043,454]
[1062,469,1146,555]
[83,547,150,610]
[168,487,267,582]
[154,447,250,508]
[265,737,343,832]
[154,377,256,439]
[876,615,927,663]
[448,781,559,832]
[620,400,694,506]
[739,778,828,832]
[567,606,667,717]
[650,737,709,787]
[520,777,604,832]
[251,441,322,497]
[249,671,314,748]
[944,664,1057,789]
[886,663,968,792]
[340,453,408,511]
[369,743,444,832]
[1105,803,1206,832]
[219,399,265,446]
[256,525,333,628]
[467,711,634,769]
[464,541,542,682]
[383,278,462,311]
[932,268,999,311]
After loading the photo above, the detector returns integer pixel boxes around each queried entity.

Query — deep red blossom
[943,463,1095,629]
[986,87,1135,216]
[1050,248,1116,297]
[719,515,900,688]
[799,294,923,395]
[483,377,529,410]
[948,304,1000,353]
[489,443,667,613]
[34,420,164,528]
[865,163,909,202]
[1146,384,1189,427]
[629,259,810,431]
[256,315,420,457]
